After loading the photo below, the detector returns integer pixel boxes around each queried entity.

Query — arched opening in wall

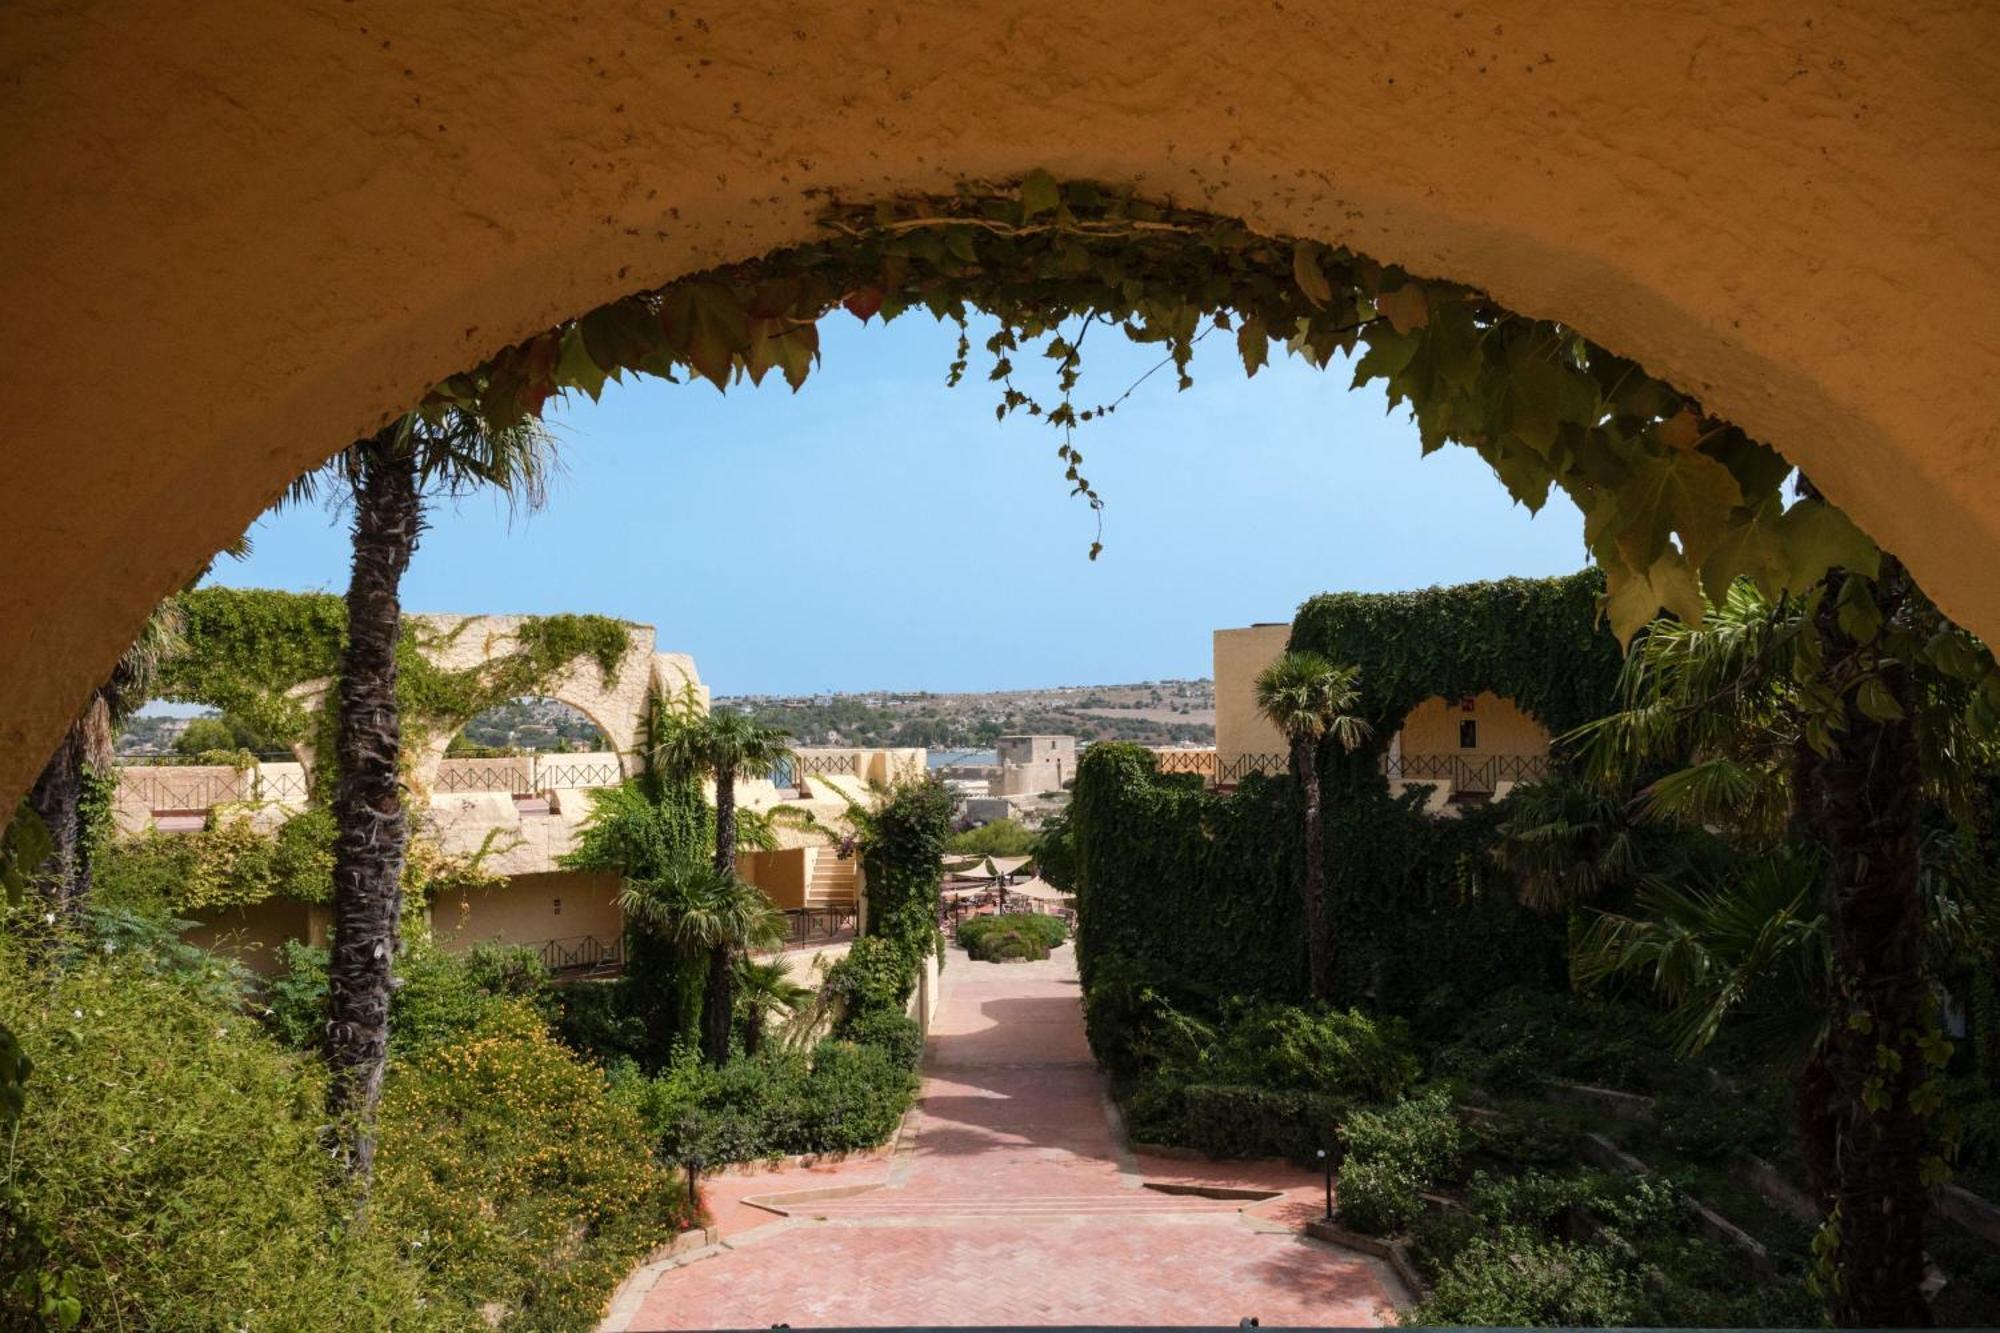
[1385,691,1552,813]
[434,695,623,803]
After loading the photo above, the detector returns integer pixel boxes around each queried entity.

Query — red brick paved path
[610,949,1404,1329]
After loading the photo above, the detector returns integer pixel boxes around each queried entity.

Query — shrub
[959,912,1066,953]
[1337,1155,1423,1236]
[1406,1227,1643,1327]
[965,927,1050,962]
[1180,1083,1348,1161]
[1339,1089,1464,1184]
[0,934,448,1331]
[825,936,917,1019]
[1465,1110,1571,1167]
[1202,1001,1418,1102]
[376,1001,688,1331]
[264,937,531,1053]
[946,818,1038,856]
[552,976,652,1065]
[839,1008,924,1070]
[612,1037,920,1167]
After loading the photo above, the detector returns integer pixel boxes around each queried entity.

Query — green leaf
[1019,169,1061,221]
[1779,500,1880,592]
[1854,674,1904,721]
[659,282,750,391]
[1375,282,1429,334]
[1351,328,1419,390]
[1603,552,1706,649]
[1292,241,1333,308]
[1835,576,1883,643]
[1236,317,1269,377]
[1698,495,1788,604]
[554,326,608,402]
[1616,447,1743,571]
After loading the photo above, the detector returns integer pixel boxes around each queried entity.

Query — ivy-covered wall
[1288,570,1625,751]
[860,778,954,964]
[157,587,636,776]
[1066,744,1563,1069]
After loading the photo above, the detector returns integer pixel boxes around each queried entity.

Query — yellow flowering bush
[377,1001,692,1331]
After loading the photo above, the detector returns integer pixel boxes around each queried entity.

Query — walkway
[610,948,1404,1329]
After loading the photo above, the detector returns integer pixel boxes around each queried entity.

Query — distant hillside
[723,679,1214,749]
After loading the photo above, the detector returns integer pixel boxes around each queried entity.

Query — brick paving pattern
[613,948,1403,1329]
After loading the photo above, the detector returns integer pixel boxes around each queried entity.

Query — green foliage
[963,926,1050,962]
[836,1008,925,1071]
[825,935,919,1019]
[1406,1227,1644,1327]
[610,1036,919,1166]
[1069,743,1563,1050]
[1289,570,1624,750]
[156,586,632,770]
[94,806,337,912]
[264,937,549,1055]
[959,912,1067,961]
[1175,1084,1348,1162]
[860,777,953,962]
[435,176,1893,644]
[375,1001,687,1331]
[1337,1154,1425,1236]
[1341,1090,1466,1184]
[1429,987,1663,1094]
[0,932,449,1331]
[946,817,1038,856]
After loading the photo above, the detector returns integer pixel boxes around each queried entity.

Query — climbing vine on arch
[157,586,634,779]
[425,170,1904,655]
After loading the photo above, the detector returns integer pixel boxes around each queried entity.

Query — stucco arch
[3,3,1997,807]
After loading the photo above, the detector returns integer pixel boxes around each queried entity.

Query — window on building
[1459,720,1478,750]
[552,898,562,916]
[1458,696,1477,712]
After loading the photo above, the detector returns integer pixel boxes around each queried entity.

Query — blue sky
[212,313,1588,695]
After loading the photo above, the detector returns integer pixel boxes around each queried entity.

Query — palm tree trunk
[325,430,421,1196]
[26,723,86,919]
[703,762,738,1065]
[1814,559,1931,1327]
[1295,734,1329,999]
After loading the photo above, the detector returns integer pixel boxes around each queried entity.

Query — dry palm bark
[325,428,420,1195]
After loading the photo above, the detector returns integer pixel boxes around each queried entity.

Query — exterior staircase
[805,852,859,911]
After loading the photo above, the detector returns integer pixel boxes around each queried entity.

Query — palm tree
[734,956,814,1055]
[618,864,784,1064]
[24,605,182,917]
[1569,560,1994,1325]
[290,409,556,1194]
[648,697,795,1063]
[1253,651,1371,999]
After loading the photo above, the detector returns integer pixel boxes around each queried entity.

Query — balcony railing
[1215,752,1288,784]
[116,763,309,812]
[535,933,624,974]
[1382,752,1550,794]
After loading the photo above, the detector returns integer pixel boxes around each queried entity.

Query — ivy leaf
[1652,410,1702,451]
[1236,317,1269,377]
[1352,327,1419,391]
[1375,283,1429,334]
[1779,500,1880,592]
[1616,447,1742,572]
[1836,576,1884,643]
[1501,345,1561,455]
[1604,553,1706,649]
[1292,241,1333,308]
[555,326,608,402]
[659,282,750,390]
[1855,675,1905,722]
[843,288,885,322]
[1019,169,1061,221]
[1698,494,1788,604]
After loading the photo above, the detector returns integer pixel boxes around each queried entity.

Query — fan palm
[647,692,795,1063]
[734,956,815,1055]
[1253,651,1371,998]
[289,408,558,1194]
[620,864,784,1064]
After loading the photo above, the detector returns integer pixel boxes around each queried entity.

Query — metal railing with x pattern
[1152,748,1217,777]
[118,764,311,812]
[1380,752,1550,793]
[1215,752,1288,784]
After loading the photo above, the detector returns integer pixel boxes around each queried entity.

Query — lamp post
[1318,1147,1334,1222]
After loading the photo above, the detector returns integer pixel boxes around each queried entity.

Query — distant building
[994,734,1077,796]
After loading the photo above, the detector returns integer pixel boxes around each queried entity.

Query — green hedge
[1068,743,1564,1057]
[960,912,1067,961]
[1287,570,1624,747]
[1178,1084,1349,1161]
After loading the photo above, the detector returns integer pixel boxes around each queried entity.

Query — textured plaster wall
[1213,624,1293,770]
[3,3,1997,807]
